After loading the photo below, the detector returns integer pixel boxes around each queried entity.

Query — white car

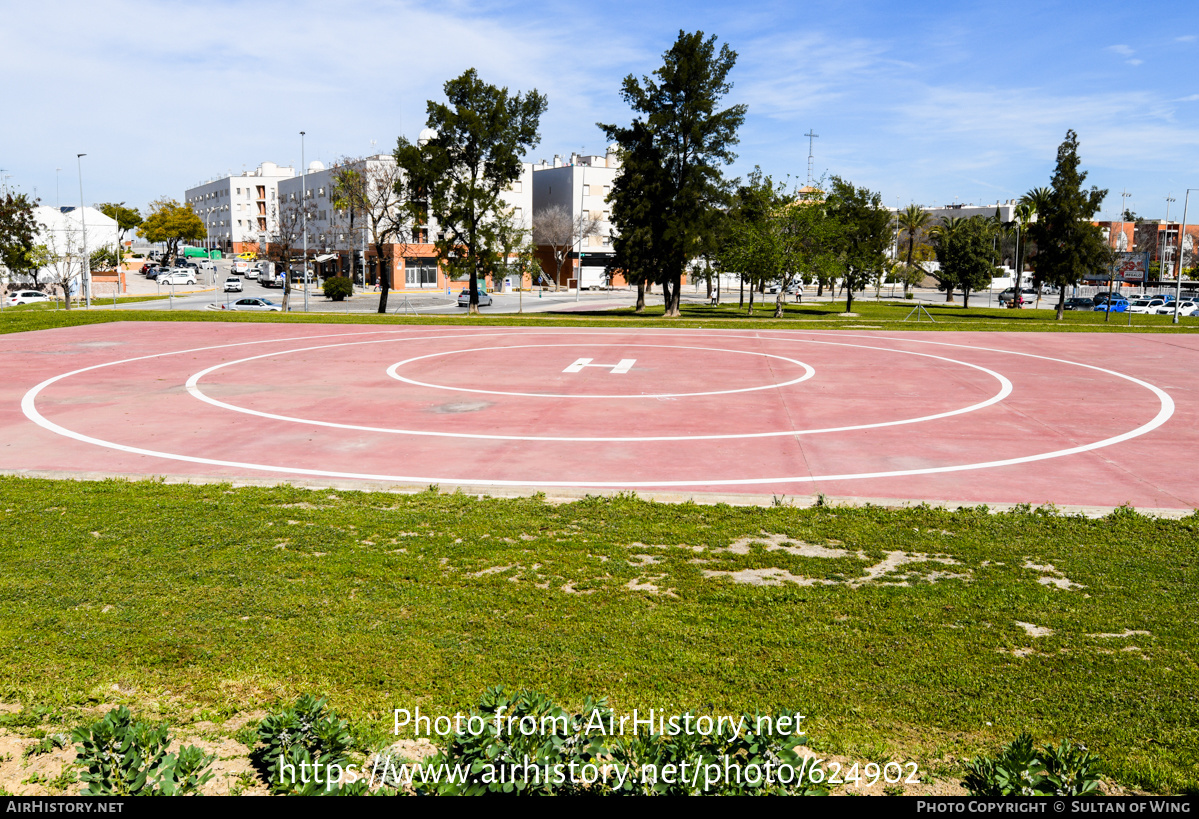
[231,260,252,276]
[198,259,216,272]
[1127,298,1166,314]
[1154,300,1197,316]
[158,269,197,286]
[6,290,51,306]
[223,277,244,293]
[223,297,282,312]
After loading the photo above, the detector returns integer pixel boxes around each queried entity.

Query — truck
[257,262,283,287]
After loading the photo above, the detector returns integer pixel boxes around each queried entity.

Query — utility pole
[77,154,90,308]
[1174,189,1196,324]
[301,131,308,313]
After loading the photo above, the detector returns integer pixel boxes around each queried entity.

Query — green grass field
[1,296,1198,336]
[0,479,1195,792]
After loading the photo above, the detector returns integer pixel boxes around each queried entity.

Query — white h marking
[563,357,636,374]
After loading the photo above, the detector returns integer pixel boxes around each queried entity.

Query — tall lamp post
[301,131,309,313]
[77,153,90,308]
[1174,189,1196,324]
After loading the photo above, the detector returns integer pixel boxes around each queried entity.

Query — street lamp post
[1174,189,1197,324]
[301,131,308,313]
[77,154,90,308]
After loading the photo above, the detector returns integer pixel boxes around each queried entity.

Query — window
[583,184,590,196]
[509,181,522,193]
[514,207,522,219]
[236,188,241,195]
[603,185,611,196]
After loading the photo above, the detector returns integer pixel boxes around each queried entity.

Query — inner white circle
[184,337,1012,441]
[385,343,815,398]
[19,329,1175,488]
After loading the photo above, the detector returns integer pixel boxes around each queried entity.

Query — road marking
[19,328,1175,487]
[563,357,636,374]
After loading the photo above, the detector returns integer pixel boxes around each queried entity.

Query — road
[99,257,1066,315]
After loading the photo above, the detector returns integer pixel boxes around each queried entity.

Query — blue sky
[3,0,1197,221]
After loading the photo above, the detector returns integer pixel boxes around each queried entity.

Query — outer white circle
[184,336,1012,442]
[385,343,815,398]
[19,329,1175,487]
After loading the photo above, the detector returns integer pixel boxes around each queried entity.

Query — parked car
[457,288,493,307]
[1093,297,1129,313]
[223,277,244,293]
[998,287,1040,306]
[6,290,51,306]
[1127,298,1166,314]
[158,269,197,286]
[230,260,251,276]
[237,252,257,261]
[1155,300,1198,316]
[1063,297,1094,311]
[198,259,216,272]
[223,297,282,312]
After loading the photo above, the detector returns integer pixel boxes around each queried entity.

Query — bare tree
[41,219,86,309]
[335,156,415,313]
[267,197,316,312]
[533,204,600,291]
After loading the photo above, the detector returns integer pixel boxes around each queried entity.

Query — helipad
[2,322,1196,509]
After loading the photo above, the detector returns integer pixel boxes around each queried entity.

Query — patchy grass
[0,479,1195,792]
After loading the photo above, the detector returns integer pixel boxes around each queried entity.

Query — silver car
[224,297,281,312]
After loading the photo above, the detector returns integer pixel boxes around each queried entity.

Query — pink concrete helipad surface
[1,321,1197,510]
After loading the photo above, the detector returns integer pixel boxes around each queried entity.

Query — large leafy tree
[599,30,747,318]
[395,69,546,315]
[931,216,998,308]
[718,169,781,315]
[0,192,41,288]
[605,120,669,314]
[1027,131,1111,320]
[97,203,142,264]
[138,199,204,267]
[825,177,891,313]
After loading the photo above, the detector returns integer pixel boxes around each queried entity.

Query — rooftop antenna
[804,130,818,187]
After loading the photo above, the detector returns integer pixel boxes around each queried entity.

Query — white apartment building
[275,153,534,290]
[531,149,621,288]
[184,161,296,254]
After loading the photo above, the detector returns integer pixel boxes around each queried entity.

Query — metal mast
[804,130,819,187]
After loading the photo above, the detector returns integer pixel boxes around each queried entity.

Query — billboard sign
[1113,252,1149,283]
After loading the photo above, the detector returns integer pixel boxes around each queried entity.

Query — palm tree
[896,204,930,298]
[1006,199,1037,308]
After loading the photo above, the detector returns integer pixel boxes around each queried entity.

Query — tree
[931,216,998,308]
[329,163,366,288]
[1027,131,1111,319]
[395,69,546,315]
[928,217,967,301]
[266,197,316,312]
[896,204,931,298]
[97,203,142,266]
[824,177,891,313]
[138,199,204,267]
[599,30,747,318]
[532,204,599,291]
[0,192,41,289]
[604,120,669,314]
[718,170,780,315]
